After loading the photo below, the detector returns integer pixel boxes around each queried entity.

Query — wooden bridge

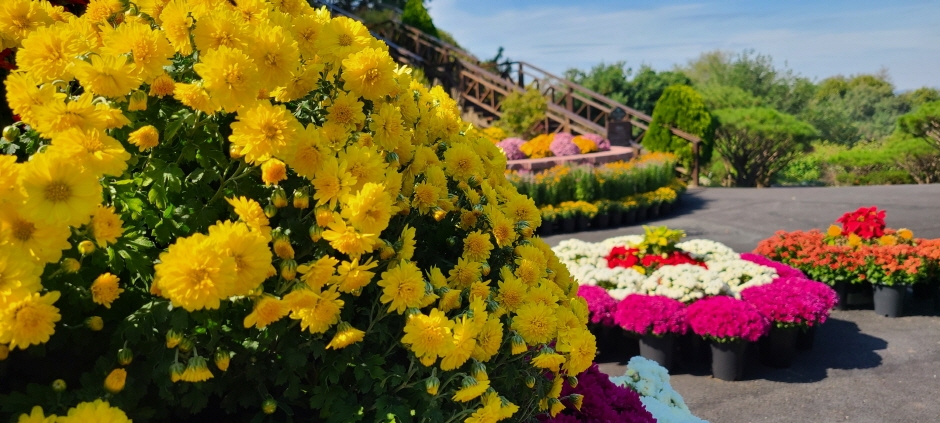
[324,4,703,185]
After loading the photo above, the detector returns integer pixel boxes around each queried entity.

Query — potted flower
[557,203,576,233]
[613,294,688,369]
[607,200,624,230]
[539,205,557,237]
[741,283,821,367]
[634,194,650,222]
[622,198,639,226]
[593,200,612,229]
[579,285,621,356]
[771,277,839,350]
[861,243,924,317]
[685,296,770,381]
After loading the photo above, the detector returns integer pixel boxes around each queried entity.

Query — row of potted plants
[755,206,940,317]
[537,185,682,235]
[497,132,613,160]
[558,227,838,381]
[507,153,679,207]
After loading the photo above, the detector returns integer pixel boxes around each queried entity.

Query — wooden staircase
[323,4,703,185]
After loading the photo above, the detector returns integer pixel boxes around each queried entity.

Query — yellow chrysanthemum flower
[462,230,494,262]
[452,379,489,402]
[369,102,405,151]
[471,316,503,362]
[282,124,324,180]
[326,321,365,349]
[101,21,175,82]
[0,291,61,350]
[316,16,371,63]
[153,233,237,311]
[15,405,55,423]
[512,302,557,345]
[272,63,321,102]
[326,91,365,128]
[284,287,344,334]
[128,125,160,151]
[229,100,301,163]
[32,93,109,137]
[312,157,355,208]
[442,143,482,182]
[341,47,397,101]
[207,220,274,295]
[16,25,85,82]
[84,0,123,23]
[0,0,53,47]
[495,271,528,313]
[411,182,441,215]
[149,73,176,97]
[57,400,130,423]
[322,217,378,258]
[226,196,271,239]
[90,273,123,308]
[194,45,260,112]
[49,128,130,177]
[172,82,217,114]
[398,225,417,261]
[291,13,326,60]
[0,247,42,308]
[297,255,338,291]
[19,152,102,227]
[402,308,455,366]
[332,257,376,293]
[104,368,126,393]
[3,72,63,126]
[341,182,394,235]
[73,54,141,98]
[531,352,566,373]
[249,24,300,91]
[261,158,287,186]
[0,212,71,264]
[447,257,481,290]
[556,327,596,375]
[378,260,426,314]
[338,144,387,192]
[487,208,518,248]
[440,316,477,371]
[180,356,214,382]
[193,9,246,52]
[243,295,289,329]
[159,0,193,55]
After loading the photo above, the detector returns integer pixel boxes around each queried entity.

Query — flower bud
[273,233,294,259]
[117,348,133,366]
[433,209,447,222]
[262,159,288,186]
[525,375,536,389]
[169,362,185,383]
[569,393,584,411]
[424,376,440,395]
[104,368,126,393]
[309,225,323,242]
[470,361,487,381]
[2,125,20,141]
[315,208,334,227]
[85,316,104,331]
[379,242,395,260]
[510,333,527,355]
[52,379,67,392]
[292,189,309,209]
[480,262,491,277]
[78,240,96,255]
[280,259,297,281]
[166,329,183,348]
[262,398,277,415]
[229,144,244,159]
[178,337,193,353]
[271,186,288,208]
[567,376,579,388]
[264,204,277,218]
[128,90,148,111]
[214,349,230,372]
[61,258,81,273]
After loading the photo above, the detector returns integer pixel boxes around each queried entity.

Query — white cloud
[428,0,940,90]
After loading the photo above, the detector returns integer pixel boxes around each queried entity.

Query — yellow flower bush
[0,1,595,421]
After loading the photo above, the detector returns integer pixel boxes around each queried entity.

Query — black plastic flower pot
[592,213,610,229]
[624,209,637,225]
[710,340,747,381]
[912,282,933,301]
[576,215,591,232]
[678,333,710,371]
[759,326,799,368]
[833,281,850,311]
[537,219,554,237]
[609,209,622,228]
[650,203,662,218]
[639,333,676,370]
[796,325,817,351]
[561,217,576,233]
[873,284,905,318]
[636,207,648,222]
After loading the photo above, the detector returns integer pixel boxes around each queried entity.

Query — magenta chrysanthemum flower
[770,277,839,324]
[540,364,655,423]
[614,294,687,336]
[497,137,527,160]
[686,296,769,342]
[578,285,618,326]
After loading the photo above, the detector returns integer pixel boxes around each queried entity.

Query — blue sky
[427,0,940,91]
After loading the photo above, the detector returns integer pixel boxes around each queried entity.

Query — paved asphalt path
[542,185,940,423]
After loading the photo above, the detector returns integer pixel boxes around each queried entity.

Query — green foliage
[563,63,691,115]
[898,100,940,150]
[697,84,761,110]
[401,0,439,38]
[712,107,817,187]
[645,85,714,168]
[495,86,547,139]
[803,73,911,145]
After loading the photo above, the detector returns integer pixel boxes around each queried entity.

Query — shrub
[401,0,439,38]
[645,84,714,169]
[496,87,548,139]
[0,3,595,422]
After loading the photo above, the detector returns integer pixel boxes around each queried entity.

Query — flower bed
[497,132,613,160]
[0,2,600,421]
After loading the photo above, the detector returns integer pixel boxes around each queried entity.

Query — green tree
[563,62,690,115]
[495,86,548,139]
[899,87,940,109]
[712,107,817,187]
[401,0,438,38]
[804,73,910,145]
[898,100,940,150]
[645,84,714,169]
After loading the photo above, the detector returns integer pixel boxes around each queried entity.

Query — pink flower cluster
[578,285,617,327]
[550,133,581,157]
[497,138,527,160]
[614,294,688,336]
[579,133,612,151]
[741,283,820,328]
[771,277,839,324]
[542,364,655,423]
[740,253,807,279]
[685,296,769,342]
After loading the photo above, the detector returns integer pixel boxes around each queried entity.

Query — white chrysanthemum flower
[676,239,739,263]
[708,259,778,297]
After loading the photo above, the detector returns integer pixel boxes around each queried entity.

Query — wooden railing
[322,4,702,185]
